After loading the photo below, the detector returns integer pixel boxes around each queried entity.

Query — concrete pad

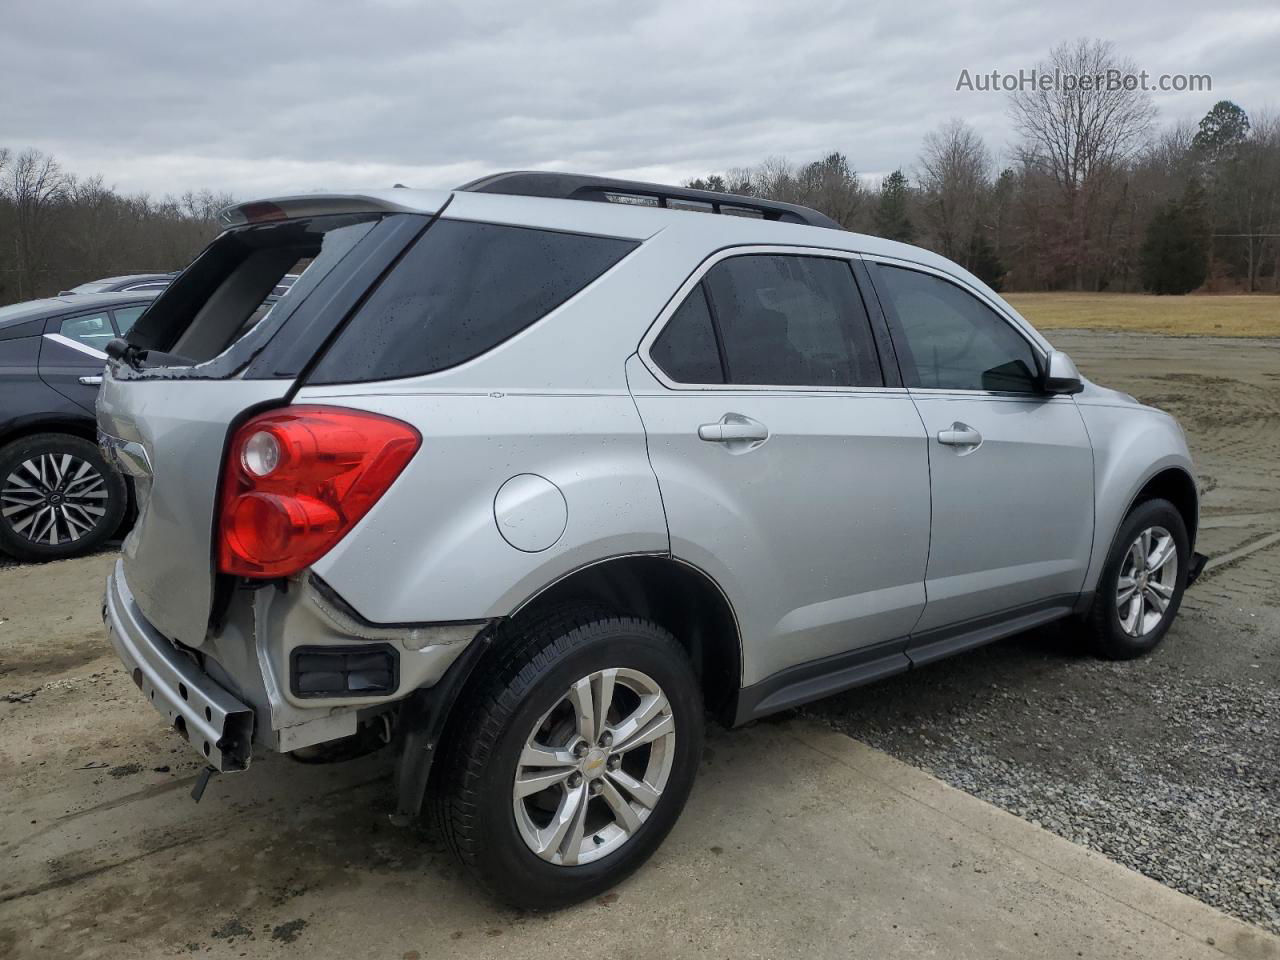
[1,707,1275,960]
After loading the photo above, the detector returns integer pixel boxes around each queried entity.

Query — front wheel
[1083,497,1189,659]
[433,608,704,909]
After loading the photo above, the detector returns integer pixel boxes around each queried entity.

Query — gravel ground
[811,331,1280,935]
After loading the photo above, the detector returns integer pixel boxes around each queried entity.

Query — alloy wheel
[1116,524,1178,637]
[1,453,110,546]
[512,667,676,866]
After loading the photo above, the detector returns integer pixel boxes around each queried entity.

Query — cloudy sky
[3,0,1278,200]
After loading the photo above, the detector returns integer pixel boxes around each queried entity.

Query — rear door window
[58,312,114,353]
[650,254,882,388]
[308,220,638,384]
[650,286,724,384]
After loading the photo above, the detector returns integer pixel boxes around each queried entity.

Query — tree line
[0,148,230,306]
[2,37,1277,306]
[689,39,1280,295]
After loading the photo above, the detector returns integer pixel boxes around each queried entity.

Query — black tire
[0,433,127,563]
[1083,497,1189,660]
[433,606,704,909]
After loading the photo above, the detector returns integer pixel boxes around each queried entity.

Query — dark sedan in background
[0,292,156,561]
[58,272,176,295]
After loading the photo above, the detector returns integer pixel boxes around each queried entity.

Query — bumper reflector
[290,644,399,698]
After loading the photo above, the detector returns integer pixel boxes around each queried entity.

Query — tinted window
[650,286,723,384]
[703,255,881,387]
[59,312,114,351]
[310,220,637,384]
[112,305,147,334]
[876,266,1040,393]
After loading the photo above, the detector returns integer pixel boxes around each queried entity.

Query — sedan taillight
[218,406,420,578]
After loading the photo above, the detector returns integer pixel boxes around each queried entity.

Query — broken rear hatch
[97,194,440,647]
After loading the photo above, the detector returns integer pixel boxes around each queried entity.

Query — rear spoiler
[217,190,448,228]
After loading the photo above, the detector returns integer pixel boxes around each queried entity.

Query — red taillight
[218,406,420,578]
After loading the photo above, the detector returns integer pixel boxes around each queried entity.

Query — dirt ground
[1,329,1277,953]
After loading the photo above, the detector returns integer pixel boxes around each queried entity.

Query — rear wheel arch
[507,555,743,725]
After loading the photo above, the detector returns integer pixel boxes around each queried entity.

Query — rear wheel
[0,433,126,563]
[433,607,704,909]
[1083,498,1189,659]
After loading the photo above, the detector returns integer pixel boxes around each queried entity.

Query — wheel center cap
[581,747,608,779]
[47,493,62,504]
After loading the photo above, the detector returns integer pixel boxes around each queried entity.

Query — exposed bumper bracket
[105,560,255,772]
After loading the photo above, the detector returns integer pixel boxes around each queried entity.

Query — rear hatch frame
[100,206,439,648]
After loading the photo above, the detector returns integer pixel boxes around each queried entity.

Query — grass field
[1004,292,1280,338]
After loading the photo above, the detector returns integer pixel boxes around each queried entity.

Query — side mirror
[1043,349,1084,395]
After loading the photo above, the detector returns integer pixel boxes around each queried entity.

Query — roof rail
[456,171,843,230]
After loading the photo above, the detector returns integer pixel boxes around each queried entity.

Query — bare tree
[687,153,866,229]
[917,119,991,266]
[2,149,69,299]
[1009,39,1156,288]
[0,145,230,304]
[1218,112,1280,291]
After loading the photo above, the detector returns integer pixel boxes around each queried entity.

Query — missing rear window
[126,215,378,369]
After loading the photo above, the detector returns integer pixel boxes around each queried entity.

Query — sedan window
[58,312,115,352]
[112,304,148,334]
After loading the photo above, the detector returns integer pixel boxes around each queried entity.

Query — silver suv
[98,173,1206,909]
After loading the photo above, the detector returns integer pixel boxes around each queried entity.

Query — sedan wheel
[0,434,126,563]
[2,453,110,547]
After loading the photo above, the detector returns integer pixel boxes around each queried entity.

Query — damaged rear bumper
[104,559,254,771]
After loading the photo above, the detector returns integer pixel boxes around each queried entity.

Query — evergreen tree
[1192,101,1250,159]
[1140,181,1209,295]
[686,174,728,193]
[968,231,1006,290]
[874,169,915,243]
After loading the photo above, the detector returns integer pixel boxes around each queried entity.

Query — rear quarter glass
[306,219,638,385]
